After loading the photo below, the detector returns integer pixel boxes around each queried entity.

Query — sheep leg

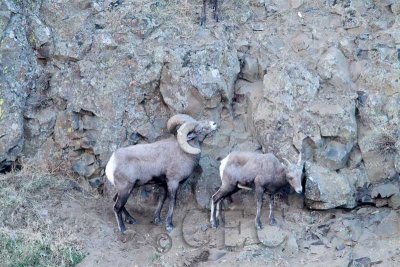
[210,195,216,227]
[210,185,236,228]
[210,199,224,228]
[216,192,236,225]
[114,182,135,233]
[215,199,222,223]
[153,185,167,225]
[122,207,137,224]
[213,0,219,22]
[255,185,265,229]
[210,189,223,228]
[166,181,179,232]
[210,196,222,227]
[201,0,207,26]
[114,192,137,225]
[269,194,277,225]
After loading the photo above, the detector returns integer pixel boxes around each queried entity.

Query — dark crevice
[0,158,22,174]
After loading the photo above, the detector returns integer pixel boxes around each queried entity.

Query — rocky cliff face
[1,0,399,209]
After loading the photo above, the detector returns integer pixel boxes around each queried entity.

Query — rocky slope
[0,0,400,209]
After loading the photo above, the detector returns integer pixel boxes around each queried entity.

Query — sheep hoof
[269,218,277,226]
[211,219,219,228]
[153,217,163,225]
[125,217,138,225]
[119,224,127,233]
[200,17,206,27]
[166,223,174,232]
[256,221,263,230]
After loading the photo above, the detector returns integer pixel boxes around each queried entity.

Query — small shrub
[374,131,398,159]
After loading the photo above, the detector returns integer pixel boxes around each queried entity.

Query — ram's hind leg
[122,207,137,224]
[210,194,218,227]
[215,199,222,223]
[114,192,137,225]
[113,182,136,233]
[210,184,236,228]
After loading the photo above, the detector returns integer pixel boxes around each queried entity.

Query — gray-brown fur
[106,115,217,233]
[210,151,303,229]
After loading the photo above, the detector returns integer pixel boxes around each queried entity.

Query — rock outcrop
[1,0,399,210]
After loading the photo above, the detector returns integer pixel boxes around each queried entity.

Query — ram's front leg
[153,185,167,225]
[201,0,207,26]
[166,180,179,232]
[213,0,219,22]
[113,182,136,233]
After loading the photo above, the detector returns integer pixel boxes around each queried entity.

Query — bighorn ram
[201,0,219,26]
[106,114,217,232]
[210,152,303,229]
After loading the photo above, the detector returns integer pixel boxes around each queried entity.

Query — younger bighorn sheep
[106,114,217,233]
[201,0,219,26]
[210,152,303,229]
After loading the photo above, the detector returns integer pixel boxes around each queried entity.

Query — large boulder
[317,47,354,90]
[253,63,319,160]
[305,162,357,209]
[160,39,240,115]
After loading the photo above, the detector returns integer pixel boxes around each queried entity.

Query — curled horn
[282,157,291,165]
[177,121,201,154]
[167,114,196,133]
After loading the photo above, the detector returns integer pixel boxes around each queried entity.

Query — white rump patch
[219,153,230,180]
[105,153,117,185]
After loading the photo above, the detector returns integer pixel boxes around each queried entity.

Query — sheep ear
[297,152,302,166]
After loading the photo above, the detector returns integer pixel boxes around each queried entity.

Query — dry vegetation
[0,162,88,267]
[374,130,399,159]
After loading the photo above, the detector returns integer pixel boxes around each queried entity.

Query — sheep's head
[191,120,218,141]
[167,114,217,155]
[283,154,304,194]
